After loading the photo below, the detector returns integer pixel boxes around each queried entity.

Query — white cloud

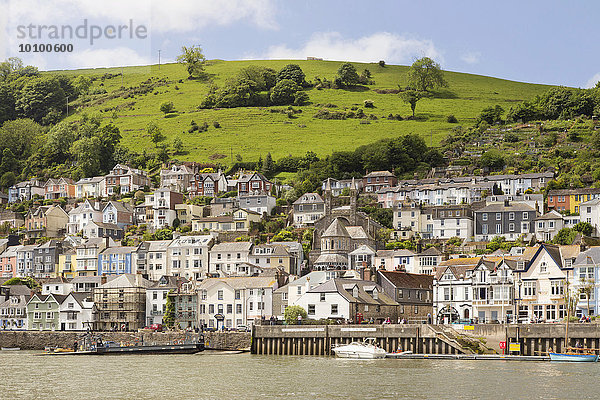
[460,52,480,65]
[585,73,600,89]
[62,47,151,69]
[263,32,442,64]
[6,0,277,33]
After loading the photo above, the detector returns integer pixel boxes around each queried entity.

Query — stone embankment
[0,330,251,350]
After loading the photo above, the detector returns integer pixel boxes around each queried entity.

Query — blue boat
[549,353,598,362]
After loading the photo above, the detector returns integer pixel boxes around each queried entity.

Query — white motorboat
[332,338,387,359]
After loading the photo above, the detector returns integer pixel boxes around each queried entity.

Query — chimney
[101,274,107,285]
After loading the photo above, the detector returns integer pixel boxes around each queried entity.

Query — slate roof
[210,242,253,252]
[308,278,398,306]
[293,193,324,205]
[322,218,350,238]
[574,247,600,266]
[379,270,433,289]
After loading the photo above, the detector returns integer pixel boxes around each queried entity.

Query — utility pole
[158,50,161,70]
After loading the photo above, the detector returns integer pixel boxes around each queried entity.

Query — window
[234,290,241,300]
[227,304,233,314]
[297,286,302,295]
[509,223,515,232]
[308,304,315,315]
[331,304,338,315]
[398,289,403,298]
[482,213,488,221]
[496,224,501,234]
[320,293,326,302]
[414,306,419,314]
[523,281,536,296]
[509,212,515,221]
[496,213,501,220]
[522,212,529,220]
[209,304,214,314]
[217,290,223,300]
[550,280,564,296]
[236,304,242,314]
[540,262,547,273]
[579,266,594,280]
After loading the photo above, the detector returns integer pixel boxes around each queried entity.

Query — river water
[1,350,598,399]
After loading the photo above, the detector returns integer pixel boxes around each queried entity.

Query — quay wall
[0,331,251,351]
[252,324,600,356]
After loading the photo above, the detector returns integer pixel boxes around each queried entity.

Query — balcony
[472,299,512,306]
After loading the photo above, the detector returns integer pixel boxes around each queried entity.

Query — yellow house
[56,249,76,278]
[192,208,261,233]
[175,203,206,226]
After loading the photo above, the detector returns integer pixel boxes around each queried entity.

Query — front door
[61,323,65,331]
[491,311,498,322]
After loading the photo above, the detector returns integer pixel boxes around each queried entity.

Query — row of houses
[433,244,600,324]
[0,235,304,281]
[1,266,434,331]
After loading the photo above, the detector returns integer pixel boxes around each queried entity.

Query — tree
[578,278,594,317]
[160,101,175,114]
[270,79,301,105]
[172,137,183,154]
[176,45,206,78]
[407,57,447,92]
[70,136,102,177]
[15,76,67,124]
[0,171,16,189]
[480,149,505,171]
[400,90,423,117]
[147,122,165,146]
[477,105,504,125]
[236,65,277,91]
[263,152,274,176]
[163,292,176,329]
[573,222,593,237]
[337,63,359,86]
[552,228,576,245]
[72,75,92,96]
[284,305,307,324]
[277,64,305,86]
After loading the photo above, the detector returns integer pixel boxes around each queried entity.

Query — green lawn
[50,59,554,164]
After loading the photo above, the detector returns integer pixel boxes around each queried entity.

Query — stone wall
[0,331,250,350]
[204,331,251,350]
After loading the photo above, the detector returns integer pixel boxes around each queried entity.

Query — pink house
[0,246,19,279]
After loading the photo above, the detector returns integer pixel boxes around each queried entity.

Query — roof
[548,188,600,196]
[536,210,563,221]
[148,276,185,289]
[198,276,277,290]
[476,203,537,213]
[322,218,350,238]
[100,246,137,255]
[349,244,376,256]
[364,171,395,178]
[435,265,473,280]
[314,253,348,265]
[147,240,172,252]
[418,247,442,256]
[345,226,369,240]
[378,270,433,289]
[293,193,324,205]
[0,284,32,296]
[104,200,133,213]
[308,278,398,306]
[98,274,153,289]
[574,247,600,266]
[210,242,253,252]
[439,256,482,267]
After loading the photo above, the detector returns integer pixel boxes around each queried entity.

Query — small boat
[1,347,20,351]
[549,352,598,362]
[332,338,387,359]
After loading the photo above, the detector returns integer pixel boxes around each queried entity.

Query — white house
[167,235,214,280]
[198,276,278,329]
[145,276,181,326]
[580,199,600,236]
[208,242,253,277]
[59,292,94,331]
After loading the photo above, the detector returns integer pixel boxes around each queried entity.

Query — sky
[0,0,598,87]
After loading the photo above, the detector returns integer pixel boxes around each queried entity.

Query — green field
[51,60,554,164]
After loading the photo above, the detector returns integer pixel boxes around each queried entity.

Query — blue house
[98,246,137,276]
[572,247,600,317]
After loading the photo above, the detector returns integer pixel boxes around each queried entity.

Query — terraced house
[26,293,65,331]
[103,164,150,196]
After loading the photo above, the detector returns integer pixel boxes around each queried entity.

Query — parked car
[149,323,163,332]
[236,325,249,332]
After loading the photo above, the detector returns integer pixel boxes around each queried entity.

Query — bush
[213,121,221,128]
[271,79,302,105]
[446,114,458,123]
[363,100,374,108]
[284,305,308,324]
[293,91,309,106]
[378,60,386,67]
[160,101,175,114]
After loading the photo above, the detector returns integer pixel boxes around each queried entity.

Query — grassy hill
[51,60,554,165]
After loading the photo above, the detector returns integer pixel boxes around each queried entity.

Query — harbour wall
[0,331,251,351]
[252,323,600,356]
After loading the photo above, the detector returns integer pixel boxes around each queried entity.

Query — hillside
[51,60,554,164]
